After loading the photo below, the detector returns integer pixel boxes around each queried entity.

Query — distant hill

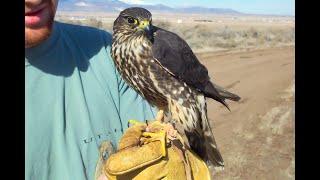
[58,0,243,15]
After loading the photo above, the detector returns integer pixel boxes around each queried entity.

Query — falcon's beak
[139,20,154,41]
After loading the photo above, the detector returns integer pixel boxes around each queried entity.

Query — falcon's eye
[127,17,135,24]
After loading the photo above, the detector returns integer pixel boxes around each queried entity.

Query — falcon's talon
[166,132,177,141]
[163,123,178,141]
[141,131,167,157]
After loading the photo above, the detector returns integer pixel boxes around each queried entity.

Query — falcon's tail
[204,82,240,111]
[202,113,224,169]
[197,95,224,170]
[212,82,241,102]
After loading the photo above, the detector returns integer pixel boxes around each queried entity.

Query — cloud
[75,2,90,7]
[119,0,150,5]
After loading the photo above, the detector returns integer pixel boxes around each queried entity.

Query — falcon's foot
[145,121,178,142]
[162,123,178,141]
[127,119,179,157]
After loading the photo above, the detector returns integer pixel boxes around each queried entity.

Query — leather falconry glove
[103,120,212,180]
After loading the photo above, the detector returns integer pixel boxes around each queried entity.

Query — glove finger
[186,151,212,180]
[105,141,164,175]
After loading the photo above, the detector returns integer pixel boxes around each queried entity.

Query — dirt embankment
[197,46,294,179]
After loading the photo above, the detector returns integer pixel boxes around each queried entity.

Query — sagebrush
[56,17,294,52]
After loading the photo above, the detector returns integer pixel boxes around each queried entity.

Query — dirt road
[196,46,294,179]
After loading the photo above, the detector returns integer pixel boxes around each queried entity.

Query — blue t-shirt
[25,21,155,180]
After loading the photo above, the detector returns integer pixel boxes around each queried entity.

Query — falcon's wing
[152,27,240,108]
[152,27,209,91]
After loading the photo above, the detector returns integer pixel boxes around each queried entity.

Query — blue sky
[119,0,295,16]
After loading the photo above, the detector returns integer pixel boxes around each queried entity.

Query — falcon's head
[113,7,154,41]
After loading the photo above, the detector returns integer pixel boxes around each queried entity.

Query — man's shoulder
[54,21,118,81]
[56,21,112,46]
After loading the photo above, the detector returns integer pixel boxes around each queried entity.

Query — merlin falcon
[111,7,240,169]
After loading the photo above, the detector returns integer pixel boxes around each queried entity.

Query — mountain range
[58,0,243,15]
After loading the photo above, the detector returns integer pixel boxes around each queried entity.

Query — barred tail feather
[198,95,224,169]
[203,121,224,168]
[168,94,224,174]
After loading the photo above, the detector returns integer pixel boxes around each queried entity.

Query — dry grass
[213,83,294,180]
[56,16,295,52]
[152,20,294,52]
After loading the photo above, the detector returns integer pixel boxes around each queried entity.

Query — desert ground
[197,46,294,179]
[56,12,295,179]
